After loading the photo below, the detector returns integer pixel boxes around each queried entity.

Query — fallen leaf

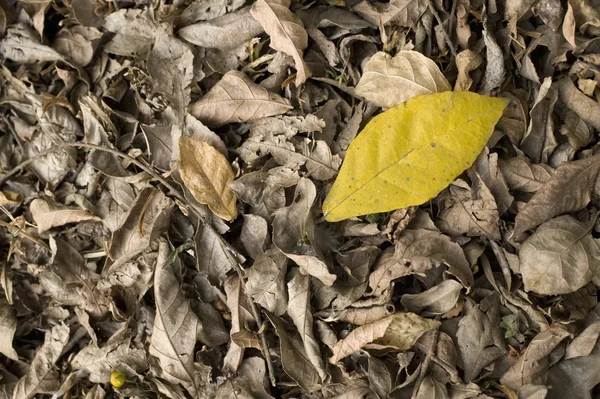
[520,77,558,164]
[11,324,69,399]
[513,155,600,236]
[456,295,506,383]
[30,199,101,233]
[519,215,600,295]
[501,326,570,390]
[178,6,263,49]
[189,71,292,127]
[179,136,238,220]
[264,311,320,390]
[329,312,440,363]
[355,51,451,109]
[250,0,311,85]
[0,305,18,361]
[195,223,243,286]
[287,271,328,382]
[547,338,600,399]
[401,279,463,316]
[322,92,507,222]
[0,24,63,63]
[498,156,554,193]
[352,0,428,26]
[150,239,207,396]
[557,77,600,131]
[72,340,148,383]
[245,250,288,316]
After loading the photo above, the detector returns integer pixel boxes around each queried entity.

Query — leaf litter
[1,0,600,398]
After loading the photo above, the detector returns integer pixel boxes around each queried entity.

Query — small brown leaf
[250,0,311,85]
[179,136,237,221]
[329,312,439,363]
[30,199,101,233]
[189,71,292,127]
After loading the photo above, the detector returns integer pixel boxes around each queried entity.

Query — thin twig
[411,327,440,399]
[428,0,458,58]
[0,142,189,209]
[230,261,277,387]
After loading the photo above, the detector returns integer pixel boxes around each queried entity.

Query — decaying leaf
[150,240,207,396]
[11,324,69,399]
[355,51,451,109]
[519,215,600,295]
[513,155,600,236]
[72,340,148,383]
[400,279,463,316]
[244,250,288,316]
[30,198,101,233]
[323,92,507,221]
[0,305,18,361]
[250,0,311,85]
[179,136,238,220]
[330,312,440,363]
[189,71,292,127]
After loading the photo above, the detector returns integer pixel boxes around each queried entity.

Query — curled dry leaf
[250,0,311,86]
[355,51,451,109]
[498,156,554,193]
[322,92,507,222]
[30,198,101,233]
[11,323,69,399]
[352,0,428,26]
[0,305,18,361]
[72,340,148,383]
[244,249,288,316]
[519,215,600,295]
[513,155,600,236]
[178,6,263,49]
[179,136,238,221]
[150,240,206,397]
[189,71,292,127]
[329,312,440,363]
[401,279,463,316]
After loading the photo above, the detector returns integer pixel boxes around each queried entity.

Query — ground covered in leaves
[1,0,600,398]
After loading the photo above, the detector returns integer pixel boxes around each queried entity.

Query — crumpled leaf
[0,24,63,63]
[195,223,244,286]
[355,51,451,109]
[179,136,238,221]
[322,92,508,222]
[11,324,69,399]
[501,326,571,390]
[178,6,263,49]
[557,77,600,131]
[250,0,311,86]
[149,239,207,397]
[264,311,321,390]
[519,215,600,295]
[287,271,328,382]
[368,229,474,297]
[456,295,506,383]
[400,279,463,316]
[273,178,336,286]
[215,357,274,399]
[329,312,440,363]
[352,0,428,26]
[72,339,148,383]
[245,249,288,316]
[223,275,256,374]
[547,338,600,399]
[30,199,101,234]
[189,71,292,127]
[514,155,600,236]
[0,305,18,361]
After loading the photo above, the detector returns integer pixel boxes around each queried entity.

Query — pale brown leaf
[245,250,288,316]
[30,199,101,234]
[355,51,451,109]
[189,71,292,127]
[250,0,311,85]
[179,136,237,220]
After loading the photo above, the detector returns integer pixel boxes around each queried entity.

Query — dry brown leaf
[330,312,439,363]
[287,271,328,382]
[245,250,288,316]
[72,340,148,383]
[498,156,555,193]
[189,71,292,127]
[30,198,101,233]
[557,77,600,131]
[401,280,463,316]
[0,305,18,361]
[355,51,451,109]
[150,240,207,397]
[250,0,311,86]
[11,323,69,399]
[513,155,600,236]
[352,0,428,26]
[179,136,237,221]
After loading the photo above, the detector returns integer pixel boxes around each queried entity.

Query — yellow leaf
[323,92,508,222]
[179,137,238,221]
